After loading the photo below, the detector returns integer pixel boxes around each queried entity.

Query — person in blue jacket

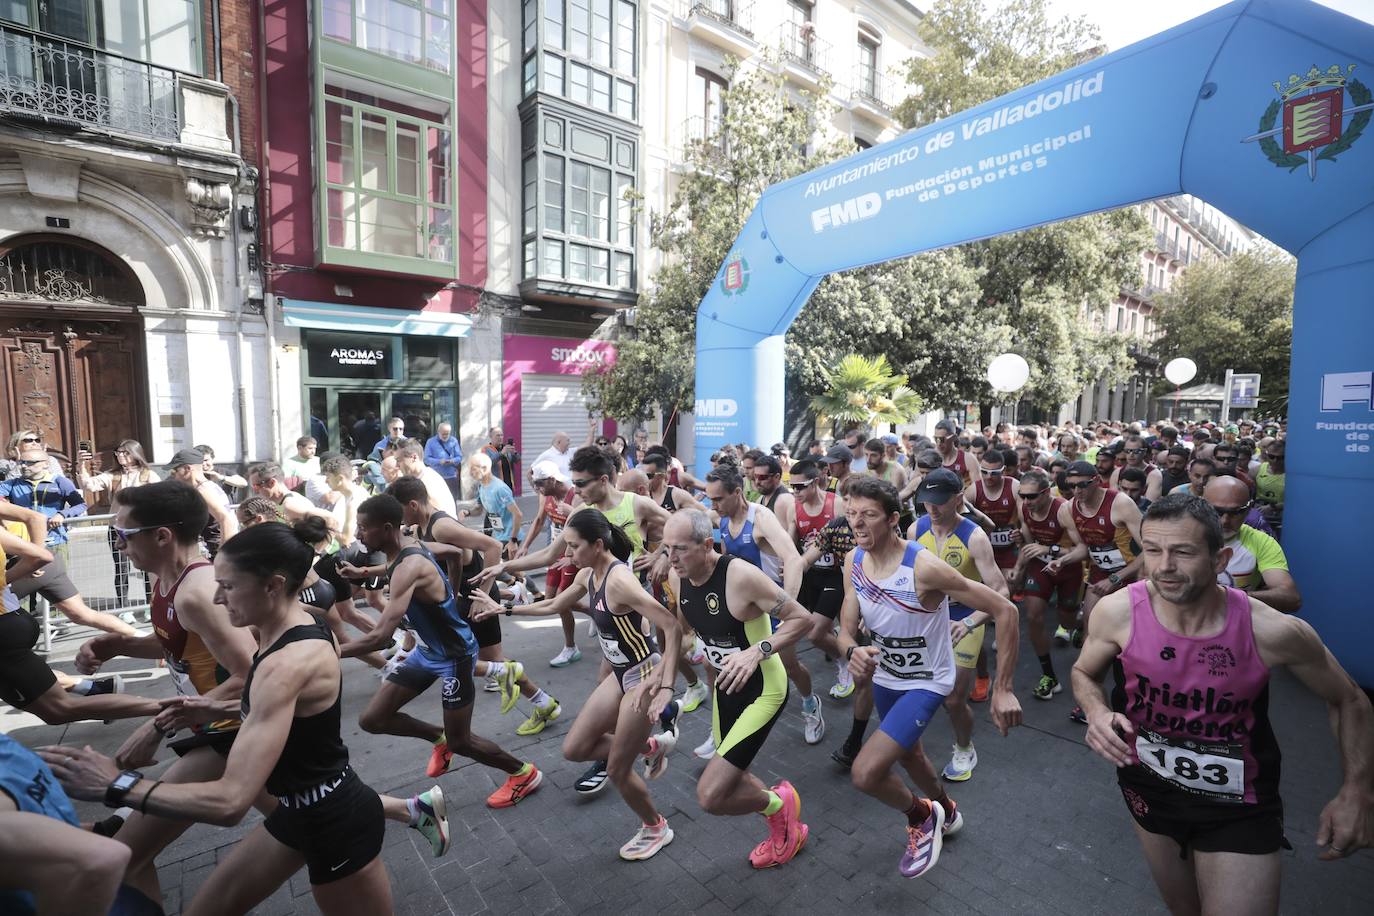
[425,422,463,501]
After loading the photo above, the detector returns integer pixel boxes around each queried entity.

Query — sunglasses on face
[645,471,662,479]
[1125,448,1146,455]
[1211,503,1252,517]
[1065,479,1096,490]
[112,521,181,544]
[1018,489,1044,499]
[570,477,596,489]
[18,459,46,466]
[933,436,949,444]
[790,480,814,491]
[20,436,40,444]
[1265,452,1283,459]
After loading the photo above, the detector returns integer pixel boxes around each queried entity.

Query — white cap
[531,459,568,483]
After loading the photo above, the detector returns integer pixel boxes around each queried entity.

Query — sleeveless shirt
[851,542,954,695]
[587,561,657,668]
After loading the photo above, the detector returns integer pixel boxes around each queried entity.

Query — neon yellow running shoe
[516,699,561,735]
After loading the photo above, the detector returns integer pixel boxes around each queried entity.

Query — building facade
[0,0,265,471]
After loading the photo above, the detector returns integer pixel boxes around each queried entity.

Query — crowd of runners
[0,417,1369,915]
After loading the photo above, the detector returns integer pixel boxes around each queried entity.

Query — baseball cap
[1066,460,1098,479]
[934,419,959,436]
[880,433,899,446]
[531,459,568,484]
[770,442,790,456]
[166,448,205,471]
[821,444,853,465]
[914,468,963,505]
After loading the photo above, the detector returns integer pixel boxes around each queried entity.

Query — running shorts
[169,728,237,758]
[386,651,476,710]
[614,653,662,693]
[545,561,579,594]
[948,605,984,669]
[797,568,844,620]
[992,545,1018,570]
[263,768,385,884]
[712,658,788,770]
[7,556,79,604]
[872,684,945,750]
[1118,779,1289,859]
[1023,561,1084,608]
[0,609,55,708]
[459,602,502,649]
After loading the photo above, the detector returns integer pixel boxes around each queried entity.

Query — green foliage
[809,354,925,429]
[1151,246,1295,415]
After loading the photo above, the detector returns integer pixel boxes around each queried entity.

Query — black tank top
[676,554,750,653]
[240,620,349,796]
[298,572,337,612]
[660,485,681,513]
[588,561,657,669]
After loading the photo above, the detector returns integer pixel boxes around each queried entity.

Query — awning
[279,299,474,338]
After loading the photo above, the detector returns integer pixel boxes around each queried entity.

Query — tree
[809,354,926,431]
[897,0,1151,410]
[1151,246,1295,415]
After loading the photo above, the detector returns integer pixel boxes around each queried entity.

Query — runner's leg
[1192,849,1280,916]
[443,696,522,773]
[1131,822,1202,916]
[183,825,305,916]
[311,854,395,915]
[116,746,228,901]
[357,680,441,742]
[562,672,624,765]
[696,755,772,816]
[608,684,662,825]
[943,667,975,747]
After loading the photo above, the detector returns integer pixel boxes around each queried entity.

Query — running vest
[657,484,682,512]
[152,561,237,733]
[1071,489,1135,574]
[1255,463,1285,506]
[298,573,336,612]
[600,491,645,557]
[796,491,837,568]
[850,541,954,695]
[588,561,657,668]
[1111,583,1279,807]
[720,502,784,585]
[423,510,499,615]
[945,449,974,486]
[1025,496,1074,553]
[387,544,477,660]
[240,619,350,798]
[544,491,575,538]
[675,554,777,672]
[972,477,1018,551]
[912,516,981,620]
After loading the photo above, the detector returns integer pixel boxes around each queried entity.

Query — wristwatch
[105,770,143,808]
[1108,573,1122,585]
[757,639,774,659]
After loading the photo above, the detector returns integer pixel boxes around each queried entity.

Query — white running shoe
[686,636,706,666]
[941,745,978,782]
[829,662,854,699]
[642,732,677,780]
[693,735,716,759]
[680,680,709,713]
[619,817,674,861]
[802,695,825,745]
[549,646,582,667]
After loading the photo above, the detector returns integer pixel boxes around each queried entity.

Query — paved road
[6,592,1372,915]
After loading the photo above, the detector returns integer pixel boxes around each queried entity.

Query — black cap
[1066,460,1098,479]
[821,444,853,465]
[770,442,789,456]
[914,468,963,504]
[166,448,205,471]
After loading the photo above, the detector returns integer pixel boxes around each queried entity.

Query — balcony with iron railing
[679,114,729,169]
[851,66,900,124]
[772,21,832,87]
[678,0,756,57]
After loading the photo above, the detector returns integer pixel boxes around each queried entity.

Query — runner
[1110,435,1163,502]
[838,476,1021,878]
[640,452,697,513]
[750,453,795,535]
[386,476,562,741]
[663,509,812,868]
[336,495,541,808]
[42,522,452,915]
[1009,468,1088,700]
[707,465,824,745]
[248,463,341,532]
[965,448,1021,577]
[933,419,981,487]
[911,469,1013,782]
[469,452,523,560]
[1203,476,1301,613]
[792,459,855,701]
[166,447,239,557]
[470,508,685,860]
[1072,493,1373,914]
[516,459,583,666]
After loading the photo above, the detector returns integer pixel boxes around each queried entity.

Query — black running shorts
[797,568,844,620]
[1119,779,1289,858]
[0,610,56,708]
[8,556,79,604]
[263,769,385,884]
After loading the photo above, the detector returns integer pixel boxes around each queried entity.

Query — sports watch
[757,640,774,659]
[105,770,143,808]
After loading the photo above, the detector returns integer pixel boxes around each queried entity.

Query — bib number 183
[1136,735,1244,800]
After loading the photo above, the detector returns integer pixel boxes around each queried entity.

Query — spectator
[369,416,406,461]
[281,436,320,481]
[166,448,238,558]
[2,430,62,480]
[424,422,464,501]
[482,426,519,489]
[625,428,650,468]
[532,431,573,484]
[0,444,86,555]
[351,411,381,457]
[309,414,329,451]
[74,438,158,609]
[196,444,247,495]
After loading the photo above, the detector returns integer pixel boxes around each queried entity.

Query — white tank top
[851,541,955,695]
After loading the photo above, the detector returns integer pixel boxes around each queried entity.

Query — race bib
[598,633,631,666]
[166,656,195,696]
[702,639,742,670]
[989,528,1015,548]
[1135,730,1245,801]
[872,633,932,681]
[485,513,503,533]
[1089,545,1126,571]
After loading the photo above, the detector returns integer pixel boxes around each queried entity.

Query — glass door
[338,390,383,457]
[389,390,435,445]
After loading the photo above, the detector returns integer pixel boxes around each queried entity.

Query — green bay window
[322,0,452,75]
[523,0,637,122]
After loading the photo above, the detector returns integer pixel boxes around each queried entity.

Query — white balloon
[987,353,1030,392]
[1164,357,1198,386]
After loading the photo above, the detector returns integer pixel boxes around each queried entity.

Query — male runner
[340,494,542,808]
[248,462,340,532]
[934,419,981,487]
[707,465,824,745]
[965,448,1021,579]
[751,454,795,535]
[1159,447,1191,495]
[911,469,1012,781]
[517,459,583,665]
[469,451,524,559]
[838,476,1021,878]
[663,510,813,868]
[1073,493,1373,914]
[1204,476,1301,613]
[640,452,697,513]
[819,444,855,494]
[398,440,459,518]
[864,438,908,488]
[1110,435,1163,501]
[1173,457,1216,498]
[1010,468,1088,700]
[166,448,238,556]
[792,459,854,700]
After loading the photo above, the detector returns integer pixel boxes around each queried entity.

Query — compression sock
[905,794,933,827]
[406,797,421,826]
[531,689,553,708]
[761,790,784,817]
[1038,654,1056,679]
[847,717,870,747]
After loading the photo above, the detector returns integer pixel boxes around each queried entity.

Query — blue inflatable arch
[693,0,1374,685]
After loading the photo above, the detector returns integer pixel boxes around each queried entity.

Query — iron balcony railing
[679,0,755,37]
[682,114,729,165]
[853,66,899,112]
[774,21,832,77]
[0,23,180,141]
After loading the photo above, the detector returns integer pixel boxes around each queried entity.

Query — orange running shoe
[486,764,543,808]
[426,737,453,778]
[970,675,991,703]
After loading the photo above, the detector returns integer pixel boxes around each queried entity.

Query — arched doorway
[0,234,150,476]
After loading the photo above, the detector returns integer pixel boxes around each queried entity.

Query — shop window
[405,337,454,379]
[322,0,452,74]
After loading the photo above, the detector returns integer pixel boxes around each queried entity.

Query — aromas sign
[306,331,393,379]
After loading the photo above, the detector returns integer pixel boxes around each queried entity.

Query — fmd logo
[695,399,738,418]
[811,192,881,233]
[1320,371,1374,411]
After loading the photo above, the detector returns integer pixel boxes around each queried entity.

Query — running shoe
[941,799,964,837]
[509,581,532,605]
[1032,675,1062,700]
[1068,705,1088,724]
[483,674,501,693]
[549,646,582,667]
[686,635,706,666]
[411,786,450,857]
[497,662,524,714]
[619,817,674,861]
[1053,625,1071,647]
[91,807,132,837]
[659,699,682,739]
[426,734,452,778]
[829,662,855,699]
[749,781,806,868]
[69,675,125,696]
[693,735,716,759]
[941,745,977,782]
[830,740,860,770]
[680,680,709,713]
[515,700,562,736]
[642,732,677,780]
[574,761,610,795]
[802,695,825,745]
[969,675,991,703]
[487,764,543,808]
[118,611,138,627]
[899,801,945,879]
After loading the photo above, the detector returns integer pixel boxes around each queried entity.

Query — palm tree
[810,354,924,431]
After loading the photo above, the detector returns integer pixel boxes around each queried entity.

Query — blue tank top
[0,735,79,914]
[387,544,477,661]
[720,503,784,585]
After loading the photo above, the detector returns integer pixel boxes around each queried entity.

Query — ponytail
[565,508,634,561]
[218,521,315,593]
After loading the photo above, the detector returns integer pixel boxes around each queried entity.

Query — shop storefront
[284,300,473,457]
[503,334,616,494]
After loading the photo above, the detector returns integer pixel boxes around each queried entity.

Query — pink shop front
[502,334,617,495]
